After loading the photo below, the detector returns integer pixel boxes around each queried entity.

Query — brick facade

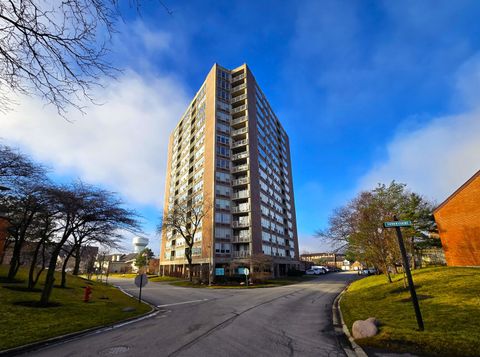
[434,170,480,266]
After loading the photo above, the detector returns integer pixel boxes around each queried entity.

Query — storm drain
[98,346,130,355]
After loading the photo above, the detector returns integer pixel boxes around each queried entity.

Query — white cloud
[358,53,480,203]
[0,70,189,208]
[358,109,480,204]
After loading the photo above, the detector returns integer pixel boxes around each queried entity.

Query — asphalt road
[25,272,359,357]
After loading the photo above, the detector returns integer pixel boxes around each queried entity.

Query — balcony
[232,127,248,137]
[231,83,246,93]
[232,220,250,228]
[232,151,249,161]
[232,190,249,199]
[232,116,248,126]
[232,250,250,258]
[232,73,245,82]
[232,177,249,186]
[232,139,248,148]
[232,235,251,243]
[231,93,247,103]
[231,164,248,173]
[231,105,247,114]
[231,205,249,213]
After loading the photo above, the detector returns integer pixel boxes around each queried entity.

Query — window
[217,122,230,133]
[216,198,230,210]
[262,244,272,255]
[216,172,230,182]
[216,134,230,145]
[215,227,231,239]
[216,146,230,157]
[216,158,230,170]
[216,184,230,196]
[215,243,231,254]
[215,212,231,224]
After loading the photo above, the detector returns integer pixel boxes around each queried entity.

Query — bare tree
[160,197,212,281]
[0,0,162,115]
[39,182,140,305]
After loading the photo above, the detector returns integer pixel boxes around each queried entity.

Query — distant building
[96,253,138,274]
[434,170,480,266]
[300,252,345,268]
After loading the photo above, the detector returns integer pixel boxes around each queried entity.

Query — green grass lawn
[340,267,480,357]
[148,275,182,282]
[0,265,151,351]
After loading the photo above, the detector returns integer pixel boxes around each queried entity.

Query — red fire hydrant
[83,286,92,302]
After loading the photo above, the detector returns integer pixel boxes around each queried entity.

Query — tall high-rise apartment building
[160,64,299,278]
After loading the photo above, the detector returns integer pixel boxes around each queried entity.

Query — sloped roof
[434,169,480,213]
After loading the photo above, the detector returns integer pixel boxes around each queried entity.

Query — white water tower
[133,237,149,253]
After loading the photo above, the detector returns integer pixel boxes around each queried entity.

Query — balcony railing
[232,220,250,228]
[232,190,249,199]
[232,250,250,258]
[231,164,248,173]
[231,177,249,186]
[232,235,251,243]
[231,93,247,103]
[232,139,248,148]
[232,116,248,125]
[232,151,249,161]
[231,83,246,92]
[231,105,247,114]
[232,73,245,82]
[232,127,248,136]
[231,205,249,213]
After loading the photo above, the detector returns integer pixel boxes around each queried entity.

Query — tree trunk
[32,244,47,290]
[60,247,75,288]
[7,240,23,280]
[28,240,44,289]
[40,232,70,305]
[72,244,82,275]
[40,248,61,305]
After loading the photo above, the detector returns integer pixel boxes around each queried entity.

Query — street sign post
[383,216,424,331]
[134,273,148,303]
[383,220,412,228]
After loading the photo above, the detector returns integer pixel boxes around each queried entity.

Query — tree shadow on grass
[13,300,62,308]
[0,276,25,284]
[2,286,41,292]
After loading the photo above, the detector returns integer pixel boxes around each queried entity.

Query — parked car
[305,269,316,275]
[359,268,378,275]
[313,267,327,275]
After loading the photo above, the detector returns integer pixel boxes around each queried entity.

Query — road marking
[157,298,209,308]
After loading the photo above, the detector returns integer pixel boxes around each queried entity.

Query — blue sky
[2,0,480,254]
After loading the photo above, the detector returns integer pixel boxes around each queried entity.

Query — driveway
[26,272,359,357]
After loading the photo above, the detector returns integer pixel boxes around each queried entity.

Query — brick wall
[434,172,480,266]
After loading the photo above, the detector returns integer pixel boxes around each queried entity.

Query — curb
[332,284,369,357]
[0,286,159,357]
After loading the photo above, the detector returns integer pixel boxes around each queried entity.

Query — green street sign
[383,220,412,228]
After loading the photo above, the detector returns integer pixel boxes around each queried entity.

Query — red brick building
[434,170,480,266]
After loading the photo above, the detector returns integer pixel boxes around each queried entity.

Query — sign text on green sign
[383,220,412,228]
